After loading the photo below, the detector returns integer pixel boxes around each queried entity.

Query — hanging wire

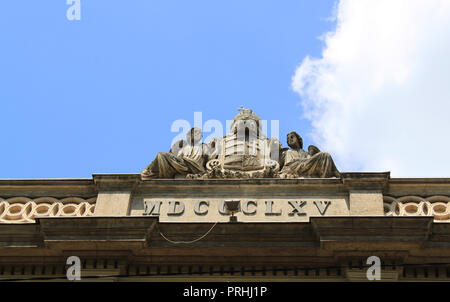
[158,222,218,244]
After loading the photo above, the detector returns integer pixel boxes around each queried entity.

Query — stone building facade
[1,109,449,281]
[1,172,450,281]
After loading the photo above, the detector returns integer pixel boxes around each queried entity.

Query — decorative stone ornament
[141,108,340,179]
[279,131,340,178]
[141,127,210,179]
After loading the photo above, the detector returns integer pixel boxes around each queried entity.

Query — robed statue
[141,127,210,179]
[140,109,341,179]
[279,131,340,178]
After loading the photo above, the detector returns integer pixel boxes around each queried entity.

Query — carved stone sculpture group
[141,108,340,179]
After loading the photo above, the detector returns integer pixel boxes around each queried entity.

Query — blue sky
[0,1,336,178]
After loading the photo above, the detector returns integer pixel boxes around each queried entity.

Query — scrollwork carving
[383,195,450,221]
[0,197,96,223]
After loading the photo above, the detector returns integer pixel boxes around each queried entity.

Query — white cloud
[292,0,450,177]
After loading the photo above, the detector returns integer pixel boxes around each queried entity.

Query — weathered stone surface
[141,127,210,179]
[140,108,340,179]
[0,174,450,281]
[279,131,340,178]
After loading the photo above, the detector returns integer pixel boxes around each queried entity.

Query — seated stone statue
[141,127,209,179]
[279,131,340,178]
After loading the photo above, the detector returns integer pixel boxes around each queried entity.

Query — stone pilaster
[93,174,140,216]
[341,172,390,216]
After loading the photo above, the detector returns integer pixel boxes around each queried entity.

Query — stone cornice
[341,172,390,191]
[0,216,439,249]
[2,173,450,198]
[387,178,450,196]
[0,178,96,198]
[93,174,141,191]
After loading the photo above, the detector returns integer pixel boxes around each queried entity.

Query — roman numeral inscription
[168,201,185,216]
[288,201,307,216]
[143,200,333,218]
[313,201,331,215]
[143,201,162,216]
[265,201,282,216]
